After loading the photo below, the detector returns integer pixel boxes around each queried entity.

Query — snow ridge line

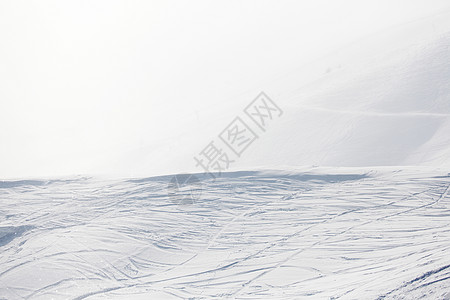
[294,105,450,118]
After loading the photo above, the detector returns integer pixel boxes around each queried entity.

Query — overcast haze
[1,0,450,179]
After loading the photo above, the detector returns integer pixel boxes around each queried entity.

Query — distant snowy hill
[234,12,450,172]
[116,11,450,178]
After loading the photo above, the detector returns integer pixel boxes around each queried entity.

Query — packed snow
[0,168,449,299]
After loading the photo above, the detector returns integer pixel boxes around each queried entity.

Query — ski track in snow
[292,105,450,118]
[0,169,450,299]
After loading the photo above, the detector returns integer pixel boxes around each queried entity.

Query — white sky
[1,0,450,179]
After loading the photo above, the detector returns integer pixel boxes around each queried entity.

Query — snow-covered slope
[108,11,450,179]
[233,13,450,172]
[0,168,449,299]
[1,8,450,300]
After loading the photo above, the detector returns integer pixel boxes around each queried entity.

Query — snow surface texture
[0,168,449,299]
